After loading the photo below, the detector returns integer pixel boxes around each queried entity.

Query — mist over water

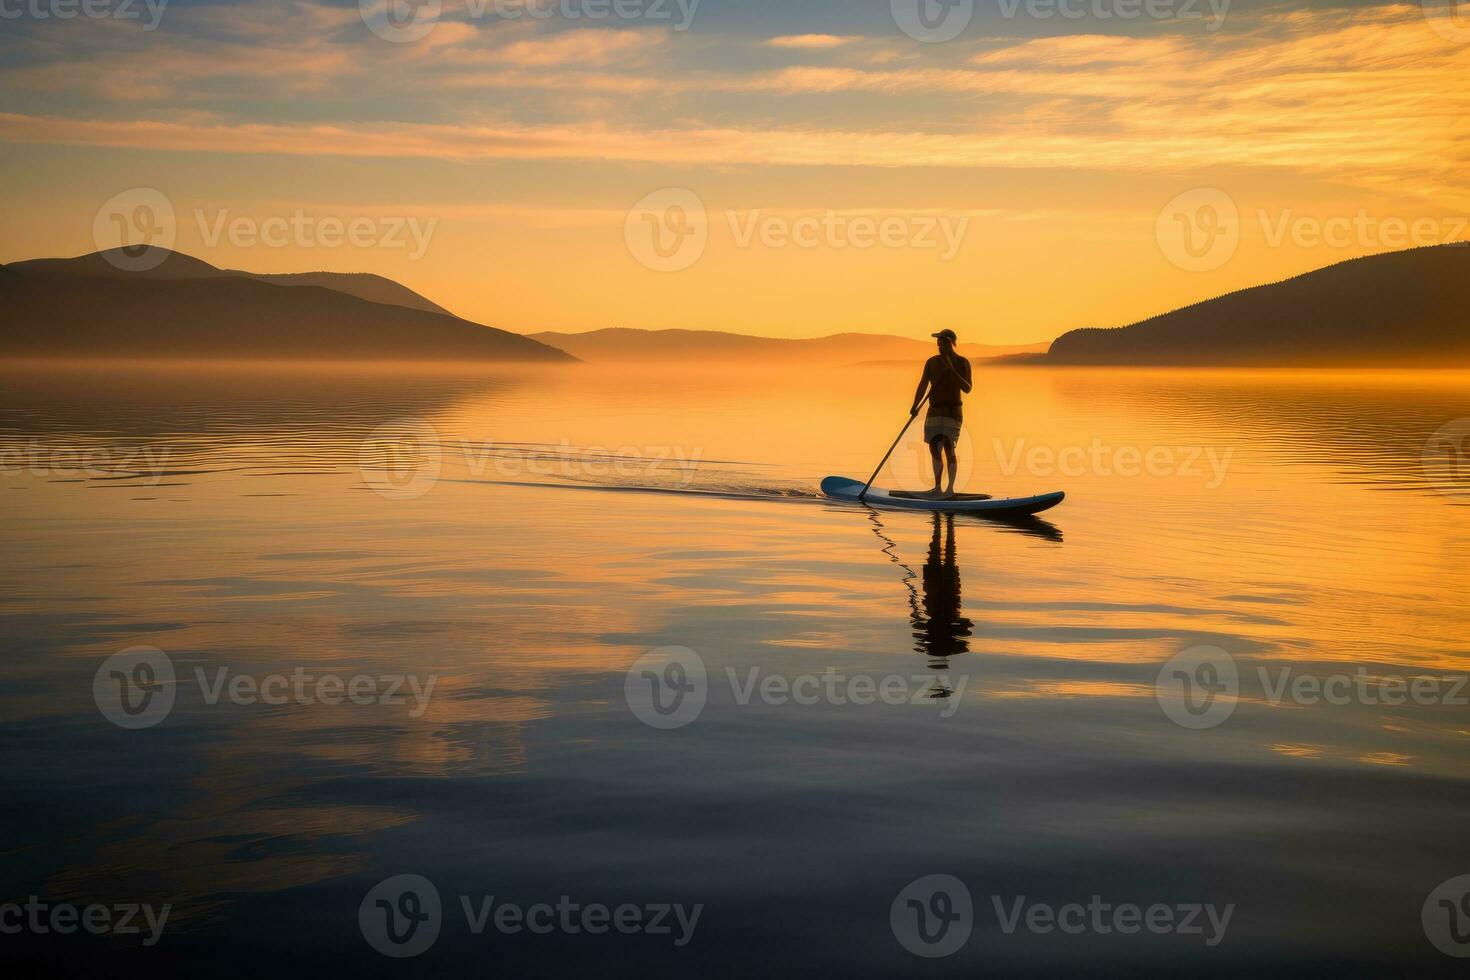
[3,361,1469,974]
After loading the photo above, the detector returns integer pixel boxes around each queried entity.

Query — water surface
[2,362,1468,975]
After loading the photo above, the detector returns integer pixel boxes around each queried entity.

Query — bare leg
[943,438,958,495]
[929,438,943,493]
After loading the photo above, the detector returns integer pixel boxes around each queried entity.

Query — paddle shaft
[858,393,929,502]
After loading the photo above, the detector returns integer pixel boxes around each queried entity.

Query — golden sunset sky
[2,0,1467,342]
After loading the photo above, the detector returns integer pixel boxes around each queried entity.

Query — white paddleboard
[822,476,1064,516]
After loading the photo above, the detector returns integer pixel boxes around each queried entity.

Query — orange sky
[1,2,1467,342]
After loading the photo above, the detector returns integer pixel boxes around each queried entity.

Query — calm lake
[3,361,1468,975]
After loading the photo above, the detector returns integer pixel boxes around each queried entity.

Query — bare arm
[943,355,973,394]
[910,366,931,415]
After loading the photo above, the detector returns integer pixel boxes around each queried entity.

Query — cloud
[1,4,1465,206]
[764,34,858,49]
[486,28,665,67]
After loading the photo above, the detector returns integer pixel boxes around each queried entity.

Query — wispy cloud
[1,4,1466,205]
[765,34,858,49]
[488,28,665,67]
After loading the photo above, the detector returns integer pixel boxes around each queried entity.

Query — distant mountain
[244,272,452,316]
[1044,245,1470,367]
[528,327,1049,364]
[9,249,223,281]
[7,250,453,315]
[0,248,572,363]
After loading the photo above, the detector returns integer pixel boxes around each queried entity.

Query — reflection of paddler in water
[915,512,973,663]
[868,511,974,684]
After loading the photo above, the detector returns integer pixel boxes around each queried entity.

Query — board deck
[821,476,1064,515]
[889,490,993,501]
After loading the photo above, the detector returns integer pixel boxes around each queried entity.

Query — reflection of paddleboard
[821,476,1064,515]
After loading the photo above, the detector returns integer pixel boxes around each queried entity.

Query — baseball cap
[931,329,958,343]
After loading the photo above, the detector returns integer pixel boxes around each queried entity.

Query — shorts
[923,414,962,447]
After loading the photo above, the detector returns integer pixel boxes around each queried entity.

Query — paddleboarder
[909,329,973,498]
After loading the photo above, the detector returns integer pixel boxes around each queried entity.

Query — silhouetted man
[909,329,973,497]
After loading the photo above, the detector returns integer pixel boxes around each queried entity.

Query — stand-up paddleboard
[822,476,1064,516]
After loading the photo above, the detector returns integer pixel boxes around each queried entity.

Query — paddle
[858,393,929,502]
